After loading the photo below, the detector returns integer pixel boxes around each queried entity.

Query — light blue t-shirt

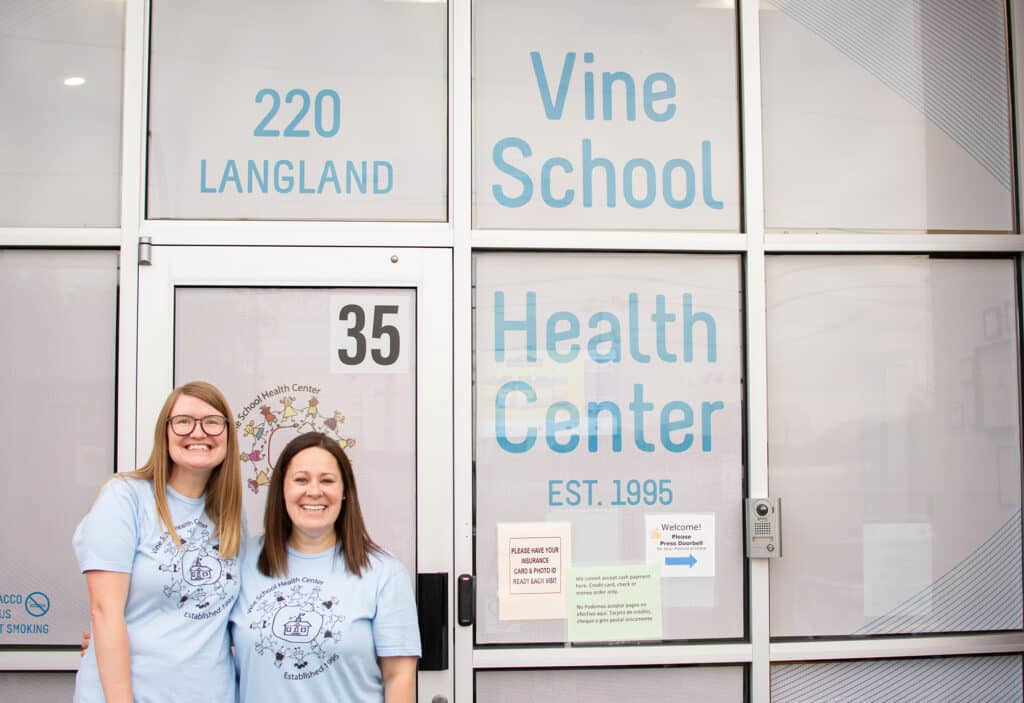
[72,477,239,703]
[230,536,421,703]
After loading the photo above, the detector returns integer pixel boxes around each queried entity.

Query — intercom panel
[745,497,782,558]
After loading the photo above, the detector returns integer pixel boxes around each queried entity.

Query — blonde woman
[73,381,244,703]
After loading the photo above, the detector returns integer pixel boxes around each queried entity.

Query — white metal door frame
[136,244,455,703]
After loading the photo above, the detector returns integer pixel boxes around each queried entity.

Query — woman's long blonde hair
[124,381,243,558]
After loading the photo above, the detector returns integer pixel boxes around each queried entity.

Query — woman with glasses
[72,381,244,703]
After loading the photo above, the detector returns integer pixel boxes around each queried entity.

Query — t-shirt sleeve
[372,558,422,658]
[72,478,141,574]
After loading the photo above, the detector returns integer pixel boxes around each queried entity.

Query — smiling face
[283,446,345,550]
[166,394,228,481]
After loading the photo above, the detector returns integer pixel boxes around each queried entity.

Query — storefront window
[767,256,1022,636]
[0,250,118,644]
[148,0,447,221]
[474,252,745,643]
[478,666,745,702]
[760,0,1014,232]
[0,2,123,226]
[772,655,1022,702]
[473,0,740,231]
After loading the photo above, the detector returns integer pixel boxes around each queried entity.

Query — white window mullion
[738,0,770,701]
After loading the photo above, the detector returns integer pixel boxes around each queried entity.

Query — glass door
[137,245,453,703]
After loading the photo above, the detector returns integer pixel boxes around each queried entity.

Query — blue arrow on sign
[665,555,697,568]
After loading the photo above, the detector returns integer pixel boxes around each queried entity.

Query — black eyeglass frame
[167,414,229,437]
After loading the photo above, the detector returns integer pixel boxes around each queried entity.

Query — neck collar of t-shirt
[286,543,340,560]
[166,483,206,506]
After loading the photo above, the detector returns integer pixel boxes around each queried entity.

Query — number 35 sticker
[330,292,412,374]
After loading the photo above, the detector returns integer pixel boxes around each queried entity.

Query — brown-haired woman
[73,381,243,703]
[229,431,420,703]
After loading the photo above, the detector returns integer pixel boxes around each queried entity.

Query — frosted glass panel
[473,0,739,231]
[174,287,417,574]
[474,252,745,644]
[478,666,744,703]
[0,673,76,702]
[0,1,123,226]
[0,250,118,644]
[772,655,1022,703]
[148,0,446,221]
[767,256,1022,637]
[760,0,1013,232]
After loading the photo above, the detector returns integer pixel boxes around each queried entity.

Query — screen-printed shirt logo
[235,384,356,494]
[247,578,345,680]
[154,518,239,620]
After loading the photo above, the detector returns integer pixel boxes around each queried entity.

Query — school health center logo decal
[235,383,356,494]
[155,518,238,620]
[247,577,346,680]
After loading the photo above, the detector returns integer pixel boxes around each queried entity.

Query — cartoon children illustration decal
[240,391,356,495]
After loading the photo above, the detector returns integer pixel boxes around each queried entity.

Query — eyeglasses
[168,414,228,437]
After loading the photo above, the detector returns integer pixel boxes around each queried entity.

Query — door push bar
[415,573,475,671]
[417,573,448,671]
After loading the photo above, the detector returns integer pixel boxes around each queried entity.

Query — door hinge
[138,237,152,266]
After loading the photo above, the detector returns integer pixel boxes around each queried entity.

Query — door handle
[457,573,474,626]
[416,572,448,671]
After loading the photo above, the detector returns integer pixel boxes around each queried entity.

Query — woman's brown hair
[258,431,381,577]
[123,380,243,558]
